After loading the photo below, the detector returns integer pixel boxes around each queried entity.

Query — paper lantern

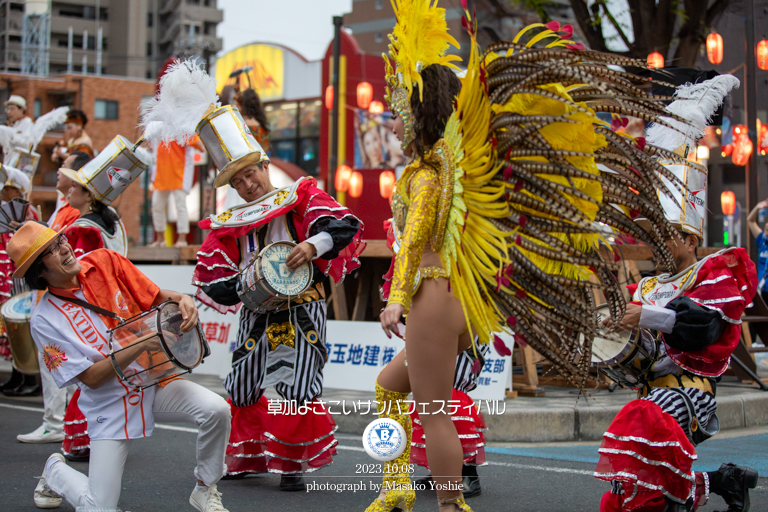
[647,52,664,69]
[379,170,396,199]
[732,135,753,167]
[720,191,736,216]
[334,164,352,192]
[349,171,363,198]
[357,82,373,109]
[706,31,723,65]
[369,100,384,114]
[758,39,768,71]
[696,145,710,161]
[325,85,334,110]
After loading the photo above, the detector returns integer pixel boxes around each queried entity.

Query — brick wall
[2,72,156,245]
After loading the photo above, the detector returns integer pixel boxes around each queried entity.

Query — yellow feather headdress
[382,0,462,148]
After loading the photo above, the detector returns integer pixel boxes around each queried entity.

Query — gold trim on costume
[266,322,296,350]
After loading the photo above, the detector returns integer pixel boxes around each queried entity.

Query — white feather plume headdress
[140,59,220,146]
[29,106,68,151]
[0,125,15,155]
[647,74,740,154]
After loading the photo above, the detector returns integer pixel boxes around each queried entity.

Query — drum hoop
[239,240,314,300]
[154,301,205,371]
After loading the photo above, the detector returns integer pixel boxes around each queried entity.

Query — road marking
[0,402,45,413]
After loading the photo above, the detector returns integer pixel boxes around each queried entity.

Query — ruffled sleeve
[388,165,440,312]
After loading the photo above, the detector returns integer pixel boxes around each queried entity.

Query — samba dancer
[16,152,90,446]
[140,61,365,490]
[12,222,231,512]
[594,76,759,512]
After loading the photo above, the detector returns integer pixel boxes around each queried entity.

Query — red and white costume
[595,248,757,511]
[194,176,365,476]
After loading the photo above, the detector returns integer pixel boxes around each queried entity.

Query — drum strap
[49,293,118,320]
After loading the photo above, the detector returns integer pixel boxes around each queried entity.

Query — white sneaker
[34,453,65,509]
[189,483,228,512]
[18,425,65,444]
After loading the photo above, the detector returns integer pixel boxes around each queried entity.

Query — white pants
[38,351,69,433]
[46,379,231,509]
[152,189,190,235]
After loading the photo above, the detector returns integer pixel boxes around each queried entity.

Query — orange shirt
[50,203,81,232]
[48,249,160,330]
[153,136,201,192]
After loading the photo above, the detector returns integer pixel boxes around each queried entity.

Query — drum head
[260,242,313,296]
[158,303,203,370]
[2,291,33,321]
[589,304,634,365]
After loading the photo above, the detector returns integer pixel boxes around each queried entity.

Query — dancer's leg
[406,278,470,505]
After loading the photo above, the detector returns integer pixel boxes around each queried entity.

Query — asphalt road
[2,399,767,512]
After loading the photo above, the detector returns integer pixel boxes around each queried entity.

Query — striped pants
[224,300,328,406]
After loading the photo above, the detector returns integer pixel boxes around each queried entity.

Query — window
[33,98,41,118]
[187,0,201,4]
[146,42,152,57]
[147,13,153,27]
[94,99,118,120]
[375,32,383,43]
[375,0,383,8]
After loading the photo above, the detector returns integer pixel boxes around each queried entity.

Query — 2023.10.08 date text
[355,463,415,474]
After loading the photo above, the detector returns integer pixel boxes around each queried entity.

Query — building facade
[0,0,222,78]
[0,72,156,245]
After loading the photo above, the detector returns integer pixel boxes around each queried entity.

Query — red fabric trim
[62,389,90,457]
[595,399,696,507]
[64,225,105,256]
[225,397,270,475]
[666,248,756,376]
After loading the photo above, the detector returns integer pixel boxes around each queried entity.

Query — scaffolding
[21,1,51,75]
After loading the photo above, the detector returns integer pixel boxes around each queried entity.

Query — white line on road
[0,402,595,476]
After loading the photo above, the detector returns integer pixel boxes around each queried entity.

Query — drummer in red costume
[139,61,365,491]
[594,77,758,512]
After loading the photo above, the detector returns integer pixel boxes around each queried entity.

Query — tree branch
[595,0,633,51]
[705,0,732,26]
[568,0,609,52]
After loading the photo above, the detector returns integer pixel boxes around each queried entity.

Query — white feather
[0,125,15,154]
[29,106,69,151]
[140,59,220,146]
[647,74,740,153]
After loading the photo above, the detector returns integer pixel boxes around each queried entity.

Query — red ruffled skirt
[595,399,700,510]
[62,389,90,458]
[226,397,338,476]
[411,389,487,468]
[0,335,11,361]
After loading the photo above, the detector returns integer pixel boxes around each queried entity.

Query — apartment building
[0,0,222,79]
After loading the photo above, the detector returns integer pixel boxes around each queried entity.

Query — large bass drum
[589,304,653,387]
[238,241,313,313]
[108,300,210,391]
[2,291,38,374]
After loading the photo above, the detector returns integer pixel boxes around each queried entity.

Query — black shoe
[279,474,305,491]
[709,463,759,512]
[662,497,693,511]
[220,472,247,480]
[0,368,22,391]
[415,473,433,486]
[461,465,481,498]
[3,382,41,397]
[64,451,90,463]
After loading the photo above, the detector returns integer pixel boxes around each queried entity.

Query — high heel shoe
[437,495,474,511]
[365,381,415,512]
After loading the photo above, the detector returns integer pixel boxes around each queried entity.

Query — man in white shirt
[9,221,232,512]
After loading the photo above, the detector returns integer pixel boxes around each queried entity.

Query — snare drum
[589,304,653,387]
[109,301,210,391]
[2,291,38,374]
[238,241,313,313]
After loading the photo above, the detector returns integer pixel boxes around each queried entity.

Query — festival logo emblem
[262,243,311,295]
[107,166,133,190]
[114,290,128,312]
[43,344,68,371]
[363,418,407,461]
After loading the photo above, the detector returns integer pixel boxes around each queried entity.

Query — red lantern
[357,82,373,109]
[647,52,664,69]
[349,171,363,198]
[325,85,334,110]
[706,31,723,65]
[758,39,768,71]
[720,191,736,216]
[379,170,396,199]
[369,100,384,114]
[335,164,352,192]
[732,134,753,167]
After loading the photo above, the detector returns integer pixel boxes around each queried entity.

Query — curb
[333,392,768,443]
